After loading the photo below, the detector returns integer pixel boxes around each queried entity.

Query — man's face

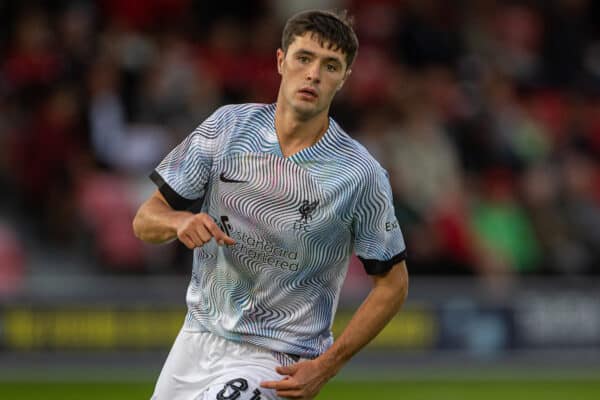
[277,33,351,120]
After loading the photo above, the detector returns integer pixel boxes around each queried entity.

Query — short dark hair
[281,10,359,68]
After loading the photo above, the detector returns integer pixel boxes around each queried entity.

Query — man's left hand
[260,359,334,399]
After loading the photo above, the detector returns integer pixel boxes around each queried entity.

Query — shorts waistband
[183,312,315,362]
[271,351,300,367]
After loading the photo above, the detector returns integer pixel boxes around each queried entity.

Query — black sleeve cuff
[150,170,196,211]
[358,250,407,275]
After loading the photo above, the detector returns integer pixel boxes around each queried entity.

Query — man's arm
[261,260,409,399]
[132,190,234,248]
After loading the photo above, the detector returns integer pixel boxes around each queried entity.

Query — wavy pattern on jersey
[293,118,404,260]
[155,104,244,200]
[154,103,406,357]
[290,121,383,228]
[187,245,217,290]
[190,150,351,356]
[218,154,314,233]
[156,114,217,199]
[214,272,335,355]
[350,161,402,260]
[225,112,276,155]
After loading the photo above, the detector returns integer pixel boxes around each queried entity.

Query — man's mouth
[298,87,318,99]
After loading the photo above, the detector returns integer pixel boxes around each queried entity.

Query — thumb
[276,364,297,375]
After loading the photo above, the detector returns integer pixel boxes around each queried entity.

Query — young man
[133,10,408,400]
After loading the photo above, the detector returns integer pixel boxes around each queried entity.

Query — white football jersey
[152,103,406,358]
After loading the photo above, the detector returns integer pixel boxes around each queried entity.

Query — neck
[274,95,330,158]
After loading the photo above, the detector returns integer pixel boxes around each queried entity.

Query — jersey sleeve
[150,106,230,210]
[352,166,407,275]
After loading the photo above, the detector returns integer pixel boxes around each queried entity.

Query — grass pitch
[1,379,600,399]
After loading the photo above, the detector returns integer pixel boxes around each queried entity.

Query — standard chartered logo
[220,215,299,272]
[233,231,299,272]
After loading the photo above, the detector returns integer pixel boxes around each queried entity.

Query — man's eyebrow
[293,49,316,57]
[324,57,343,66]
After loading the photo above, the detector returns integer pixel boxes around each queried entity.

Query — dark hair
[281,10,359,68]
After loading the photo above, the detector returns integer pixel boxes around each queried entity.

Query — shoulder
[215,103,273,121]
[327,119,389,181]
[191,103,271,139]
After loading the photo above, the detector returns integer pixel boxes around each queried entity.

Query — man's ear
[337,68,352,91]
[276,48,284,75]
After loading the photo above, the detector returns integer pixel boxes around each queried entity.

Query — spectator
[1,0,600,279]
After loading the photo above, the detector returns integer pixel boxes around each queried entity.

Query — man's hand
[260,359,335,399]
[177,213,235,249]
[260,262,408,399]
[133,191,236,245]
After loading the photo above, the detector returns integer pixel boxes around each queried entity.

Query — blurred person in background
[559,151,600,275]
[2,0,600,356]
[469,167,542,275]
[9,84,84,242]
[0,221,26,296]
[133,9,408,400]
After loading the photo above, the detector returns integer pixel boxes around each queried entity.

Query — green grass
[1,380,600,399]
[321,380,600,399]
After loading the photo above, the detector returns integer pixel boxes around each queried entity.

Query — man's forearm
[132,193,193,243]
[317,261,409,376]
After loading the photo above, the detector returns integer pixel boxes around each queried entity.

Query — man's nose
[306,63,321,83]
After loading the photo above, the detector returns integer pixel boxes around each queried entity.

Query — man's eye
[327,64,338,72]
[298,56,310,63]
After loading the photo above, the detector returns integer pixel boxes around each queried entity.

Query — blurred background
[1,0,600,395]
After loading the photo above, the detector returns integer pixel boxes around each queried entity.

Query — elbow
[132,209,154,242]
[131,192,177,244]
[131,208,171,244]
[132,212,144,241]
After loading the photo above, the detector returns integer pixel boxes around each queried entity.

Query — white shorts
[151,329,300,400]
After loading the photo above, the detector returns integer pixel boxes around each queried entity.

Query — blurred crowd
[2,0,600,288]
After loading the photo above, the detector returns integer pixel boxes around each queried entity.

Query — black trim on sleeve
[150,170,196,211]
[358,250,407,275]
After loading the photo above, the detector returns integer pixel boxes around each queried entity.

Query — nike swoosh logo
[219,173,248,183]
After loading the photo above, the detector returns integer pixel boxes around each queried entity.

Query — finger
[179,233,196,250]
[183,228,205,247]
[260,381,277,389]
[276,365,296,375]
[201,216,236,245]
[194,224,213,243]
[260,379,298,391]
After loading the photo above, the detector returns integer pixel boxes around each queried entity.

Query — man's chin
[292,102,321,120]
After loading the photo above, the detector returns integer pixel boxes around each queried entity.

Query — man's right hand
[176,213,236,249]
[133,190,236,246]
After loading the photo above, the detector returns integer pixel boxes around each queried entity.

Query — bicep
[153,189,170,207]
[135,190,173,217]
